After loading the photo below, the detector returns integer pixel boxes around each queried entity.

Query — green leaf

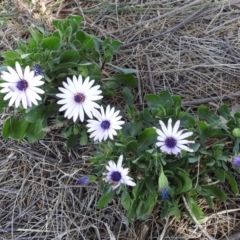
[69,15,82,25]
[188,155,200,163]
[169,203,180,219]
[186,198,205,221]
[138,128,157,152]
[158,91,173,106]
[41,36,61,51]
[67,134,78,149]
[218,104,230,119]
[10,118,29,140]
[52,62,80,74]
[172,95,182,107]
[203,194,213,208]
[97,190,115,209]
[122,87,134,106]
[29,29,43,43]
[1,51,19,60]
[111,40,122,50]
[24,105,44,123]
[107,63,138,74]
[146,94,161,108]
[202,185,227,201]
[2,118,11,139]
[59,50,80,64]
[130,122,143,137]
[126,140,138,156]
[25,120,46,143]
[215,169,225,182]
[175,170,192,194]
[121,189,131,210]
[80,130,88,146]
[103,74,137,88]
[197,105,220,123]
[225,171,239,194]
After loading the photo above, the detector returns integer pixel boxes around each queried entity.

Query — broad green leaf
[188,155,200,163]
[2,118,11,139]
[1,51,19,60]
[76,30,85,44]
[69,15,82,25]
[25,120,46,143]
[172,95,182,107]
[111,40,122,50]
[145,177,157,194]
[10,118,29,140]
[60,50,80,64]
[197,105,219,123]
[158,91,173,106]
[61,126,73,138]
[130,122,143,137]
[146,94,161,108]
[126,141,138,156]
[203,194,213,208]
[169,203,180,219]
[225,171,239,194]
[187,198,205,221]
[29,29,43,43]
[121,189,131,210]
[138,128,157,151]
[80,130,88,146]
[175,170,192,194]
[0,99,8,112]
[103,74,137,88]
[215,168,225,182]
[218,104,230,119]
[52,62,80,73]
[97,190,115,209]
[24,105,44,123]
[202,185,227,201]
[122,87,134,106]
[41,36,61,51]
[67,134,78,148]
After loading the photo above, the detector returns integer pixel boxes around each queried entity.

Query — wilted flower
[33,64,43,76]
[87,105,124,142]
[103,155,136,190]
[76,176,90,185]
[0,62,44,109]
[56,75,103,122]
[232,156,240,167]
[155,118,195,155]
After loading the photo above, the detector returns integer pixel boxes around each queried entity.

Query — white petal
[172,120,180,136]
[167,118,173,135]
[15,62,23,79]
[159,120,170,136]
[177,131,193,140]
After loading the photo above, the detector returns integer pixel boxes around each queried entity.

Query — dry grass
[1,0,240,239]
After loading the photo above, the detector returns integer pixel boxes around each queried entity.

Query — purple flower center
[165,137,177,148]
[74,93,85,103]
[111,171,122,182]
[101,120,110,130]
[16,80,28,91]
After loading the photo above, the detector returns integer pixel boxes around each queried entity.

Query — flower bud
[76,176,90,185]
[158,168,170,200]
[232,128,240,137]
[232,156,240,167]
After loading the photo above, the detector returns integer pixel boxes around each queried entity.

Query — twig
[223,35,239,64]
[182,196,215,240]
[146,55,156,94]
[223,232,240,240]
[120,0,205,36]
[158,216,175,240]
[136,65,143,105]
[122,6,207,48]
[182,91,240,106]
[13,145,59,164]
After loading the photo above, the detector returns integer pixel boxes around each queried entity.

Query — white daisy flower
[56,75,103,122]
[0,62,44,109]
[86,105,124,142]
[155,118,195,155]
[104,155,136,189]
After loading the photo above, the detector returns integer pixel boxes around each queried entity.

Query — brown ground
[1,0,240,239]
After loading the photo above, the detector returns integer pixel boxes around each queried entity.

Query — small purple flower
[160,187,170,200]
[76,176,90,185]
[232,156,240,167]
[33,64,43,76]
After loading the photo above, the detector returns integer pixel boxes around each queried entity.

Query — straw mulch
[1,0,240,239]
